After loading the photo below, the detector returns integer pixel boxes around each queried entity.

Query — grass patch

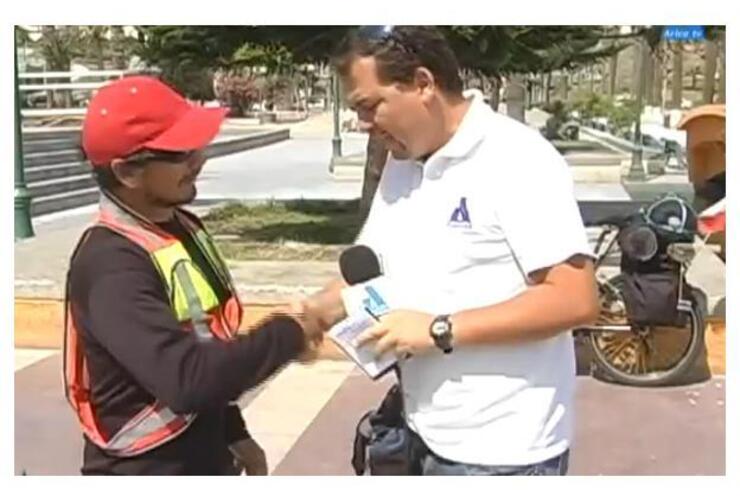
[202,199,363,261]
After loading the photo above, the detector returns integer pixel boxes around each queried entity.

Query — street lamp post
[626,32,648,181]
[330,71,342,170]
[14,30,34,240]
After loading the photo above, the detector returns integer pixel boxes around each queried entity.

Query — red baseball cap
[82,76,228,168]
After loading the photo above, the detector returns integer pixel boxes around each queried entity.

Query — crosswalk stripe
[240,360,355,473]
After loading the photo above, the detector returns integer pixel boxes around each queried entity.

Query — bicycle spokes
[594,325,694,375]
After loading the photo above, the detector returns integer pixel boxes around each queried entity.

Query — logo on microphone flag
[363,285,389,317]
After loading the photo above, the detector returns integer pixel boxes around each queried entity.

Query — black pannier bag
[619,264,685,327]
[616,195,696,328]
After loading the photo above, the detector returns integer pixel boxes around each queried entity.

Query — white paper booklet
[327,310,398,380]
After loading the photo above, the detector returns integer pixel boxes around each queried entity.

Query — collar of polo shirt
[422,90,487,178]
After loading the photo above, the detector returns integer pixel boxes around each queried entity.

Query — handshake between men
[274,281,349,362]
[249,280,346,362]
[268,244,432,367]
[270,243,391,363]
[260,244,389,364]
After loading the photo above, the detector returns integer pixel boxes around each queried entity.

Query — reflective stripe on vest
[63,192,243,457]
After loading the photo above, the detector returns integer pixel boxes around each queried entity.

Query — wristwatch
[429,315,454,354]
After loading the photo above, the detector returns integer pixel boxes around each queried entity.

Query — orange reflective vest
[63,192,243,457]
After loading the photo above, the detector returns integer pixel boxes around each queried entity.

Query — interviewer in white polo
[330,26,600,475]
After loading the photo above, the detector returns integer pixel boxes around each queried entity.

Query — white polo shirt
[356,92,593,466]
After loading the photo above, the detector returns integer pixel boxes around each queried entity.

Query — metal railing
[19,69,148,118]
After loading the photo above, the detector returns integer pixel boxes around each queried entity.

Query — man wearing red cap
[64,76,343,475]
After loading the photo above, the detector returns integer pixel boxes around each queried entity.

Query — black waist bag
[352,384,410,475]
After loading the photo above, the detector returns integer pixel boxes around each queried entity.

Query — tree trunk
[323,65,332,112]
[601,62,609,94]
[539,75,544,104]
[609,52,618,97]
[652,54,663,107]
[703,38,718,104]
[110,26,128,69]
[589,66,595,93]
[545,72,552,106]
[94,42,105,70]
[559,73,569,101]
[539,73,546,105]
[671,45,683,108]
[304,76,311,114]
[358,134,388,228]
[632,41,642,99]
[289,71,299,109]
[644,51,655,106]
[505,74,526,123]
[571,71,578,94]
[489,76,502,111]
[718,31,726,103]
[462,69,473,90]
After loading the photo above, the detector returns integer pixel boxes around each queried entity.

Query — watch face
[430,317,453,354]
[432,321,449,337]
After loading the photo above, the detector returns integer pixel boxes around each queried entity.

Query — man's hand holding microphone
[339,245,440,360]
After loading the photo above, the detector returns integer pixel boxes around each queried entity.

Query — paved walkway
[14,350,725,475]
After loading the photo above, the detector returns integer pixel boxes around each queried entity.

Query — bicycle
[574,212,717,387]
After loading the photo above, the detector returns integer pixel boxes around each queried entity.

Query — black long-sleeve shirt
[68,212,304,475]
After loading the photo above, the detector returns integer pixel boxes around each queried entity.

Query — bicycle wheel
[588,274,705,387]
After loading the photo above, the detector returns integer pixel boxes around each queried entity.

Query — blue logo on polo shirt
[449,197,472,227]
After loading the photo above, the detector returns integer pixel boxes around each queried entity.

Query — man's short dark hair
[333,26,463,95]
[78,145,123,191]
[93,166,123,191]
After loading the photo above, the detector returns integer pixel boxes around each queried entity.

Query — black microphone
[339,245,382,285]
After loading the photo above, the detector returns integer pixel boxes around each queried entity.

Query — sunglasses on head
[356,25,395,40]
[355,25,416,55]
